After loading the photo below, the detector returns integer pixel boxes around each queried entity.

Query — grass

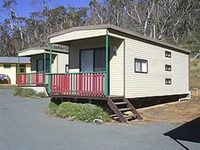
[49,102,59,114]
[49,101,111,123]
[13,87,48,98]
[190,60,200,90]
[36,92,48,98]
[13,87,36,98]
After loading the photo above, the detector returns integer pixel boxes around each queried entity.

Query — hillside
[190,59,200,90]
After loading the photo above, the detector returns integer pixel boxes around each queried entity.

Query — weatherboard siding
[57,53,68,73]
[124,37,189,98]
[109,37,124,96]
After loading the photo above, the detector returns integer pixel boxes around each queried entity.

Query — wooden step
[119,107,132,112]
[113,114,137,120]
[109,96,124,100]
[110,114,117,117]
[114,102,128,105]
[108,96,142,123]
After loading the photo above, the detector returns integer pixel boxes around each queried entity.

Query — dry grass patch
[137,95,200,124]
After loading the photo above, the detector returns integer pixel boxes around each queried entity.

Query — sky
[0,0,91,21]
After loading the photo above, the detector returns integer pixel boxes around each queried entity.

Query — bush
[55,102,111,123]
[13,87,36,98]
[21,88,36,97]
[37,92,48,98]
[49,102,59,114]
[13,87,23,96]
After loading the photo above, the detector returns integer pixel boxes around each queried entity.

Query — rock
[93,119,103,124]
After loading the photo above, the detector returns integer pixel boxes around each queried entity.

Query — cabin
[17,47,69,90]
[0,57,31,85]
[19,24,191,123]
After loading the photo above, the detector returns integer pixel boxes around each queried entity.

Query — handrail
[17,73,45,86]
[45,71,106,75]
[50,71,106,97]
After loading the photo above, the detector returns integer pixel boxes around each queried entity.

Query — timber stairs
[108,96,142,123]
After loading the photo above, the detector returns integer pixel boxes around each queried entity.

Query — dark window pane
[81,50,94,72]
[165,65,171,71]
[94,49,105,71]
[37,59,43,72]
[165,51,171,58]
[165,78,172,85]
[46,59,50,73]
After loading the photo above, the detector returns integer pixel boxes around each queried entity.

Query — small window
[20,68,25,73]
[135,58,148,73]
[4,64,11,69]
[165,78,172,85]
[165,65,172,71]
[165,51,171,58]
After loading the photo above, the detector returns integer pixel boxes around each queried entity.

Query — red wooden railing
[17,73,45,86]
[51,72,105,97]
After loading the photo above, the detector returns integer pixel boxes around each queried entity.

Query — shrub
[49,102,59,114]
[55,102,111,123]
[37,92,48,98]
[13,87,36,98]
[13,87,23,96]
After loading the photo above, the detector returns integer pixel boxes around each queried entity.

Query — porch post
[105,31,109,96]
[17,55,19,84]
[17,55,19,74]
[44,51,46,73]
[48,43,53,93]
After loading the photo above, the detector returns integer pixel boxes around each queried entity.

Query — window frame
[165,64,172,71]
[165,78,172,85]
[165,51,171,58]
[134,58,148,74]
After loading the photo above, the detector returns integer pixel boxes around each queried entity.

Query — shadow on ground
[164,117,200,149]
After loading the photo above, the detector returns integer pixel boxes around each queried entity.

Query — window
[19,65,26,73]
[165,65,172,71]
[165,78,172,85]
[134,58,148,73]
[94,49,106,71]
[165,51,171,58]
[36,59,50,73]
[37,59,43,72]
[3,64,11,69]
[80,48,105,72]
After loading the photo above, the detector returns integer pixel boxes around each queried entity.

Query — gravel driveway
[0,88,199,150]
